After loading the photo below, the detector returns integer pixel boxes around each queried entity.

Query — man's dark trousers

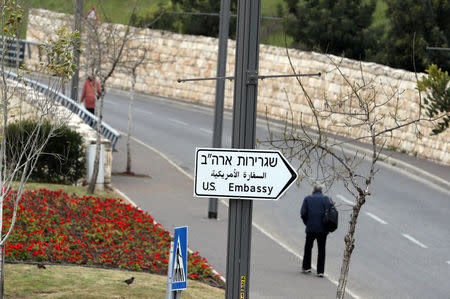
[302,232,327,274]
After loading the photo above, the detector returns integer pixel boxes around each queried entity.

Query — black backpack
[323,198,338,232]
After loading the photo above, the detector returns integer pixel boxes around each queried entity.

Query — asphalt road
[103,89,450,299]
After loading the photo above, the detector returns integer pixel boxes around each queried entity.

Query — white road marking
[200,128,213,134]
[402,234,428,249]
[365,212,388,225]
[169,118,188,126]
[122,133,360,299]
[141,111,153,116]
[337,194,354,205]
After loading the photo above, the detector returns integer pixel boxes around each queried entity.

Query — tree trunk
[0,244,5,299]
[336,194,366,299]
[126,72,136,173]
[87,84,104,194]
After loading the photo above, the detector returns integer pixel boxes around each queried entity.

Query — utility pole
[71,0,83,101]
[226,0,261,298]
[208,0,231,219]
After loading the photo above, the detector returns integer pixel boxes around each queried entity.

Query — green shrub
[5,120,85,184]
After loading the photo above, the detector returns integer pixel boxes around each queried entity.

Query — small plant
[417,64,450,135]
[386,145,398,152]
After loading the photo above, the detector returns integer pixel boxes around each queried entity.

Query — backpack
[323,198,338,232]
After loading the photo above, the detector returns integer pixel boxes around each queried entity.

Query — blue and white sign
[171,226,188,291]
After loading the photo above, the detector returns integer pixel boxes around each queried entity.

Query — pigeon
[124,277,134,285]
[37,263,46,269]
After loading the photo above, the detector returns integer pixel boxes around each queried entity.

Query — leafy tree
[284,0,376,60]
[376,0,450,72]
[417,64,450,135]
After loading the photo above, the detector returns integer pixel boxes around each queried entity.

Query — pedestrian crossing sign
[171,226,188,290]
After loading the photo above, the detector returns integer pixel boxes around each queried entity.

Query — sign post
[227,1,261,298]
[191,1,298,297]
[208,0,231,219]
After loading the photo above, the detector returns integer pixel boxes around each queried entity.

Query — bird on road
[37,263,46,269]
[124,277,134,285]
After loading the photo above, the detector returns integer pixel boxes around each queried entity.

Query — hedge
[5,120,85,184]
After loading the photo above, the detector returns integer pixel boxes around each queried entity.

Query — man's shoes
[301,268,312,274]
[316,273,324,277]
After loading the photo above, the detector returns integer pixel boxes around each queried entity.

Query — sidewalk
[111,137,346,298]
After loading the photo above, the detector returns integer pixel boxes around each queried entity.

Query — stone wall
[7,77,112,186]
[26,9,449,165]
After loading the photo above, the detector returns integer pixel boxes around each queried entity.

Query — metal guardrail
[4,70,120,149]
[1,37,43,66]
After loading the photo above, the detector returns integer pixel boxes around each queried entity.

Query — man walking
[300,184,332,277]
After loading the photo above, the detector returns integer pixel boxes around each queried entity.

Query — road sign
[171,226,187,291]
[194,148,298,200]
[86,8,98,21]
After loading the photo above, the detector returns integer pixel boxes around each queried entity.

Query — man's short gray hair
[312,184,323,193]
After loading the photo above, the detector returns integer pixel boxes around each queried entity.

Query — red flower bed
[3,189,224,287]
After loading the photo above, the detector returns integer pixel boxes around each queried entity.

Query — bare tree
[261,53,439,298]
[85,1,138,193]
[0,1,79,297]
[120,46,147,174]
[119,13,168,175]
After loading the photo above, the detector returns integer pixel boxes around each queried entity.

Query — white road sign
[86,8,98,21]
[194,148,298,200]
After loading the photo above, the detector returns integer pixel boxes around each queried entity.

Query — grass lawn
[28,0,285,22]
[5,263,224,298]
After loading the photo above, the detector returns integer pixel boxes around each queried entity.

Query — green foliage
[5,121,86,184]
[1,0,26,67]
[28,0,448,73]
[40,26,81,82]
[417,64,450,135]
[131,0,238,38]
[284,0,377,60]
[2,0,24,38]
[374,0,450,72]
[30,0,288,46]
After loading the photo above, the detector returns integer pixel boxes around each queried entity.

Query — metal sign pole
[166,241,174,299]
[71,0,83,101]
[225,0,261,298]
[208,0,231,219]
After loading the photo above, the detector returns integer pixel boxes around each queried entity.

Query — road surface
[104,89,450,299]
